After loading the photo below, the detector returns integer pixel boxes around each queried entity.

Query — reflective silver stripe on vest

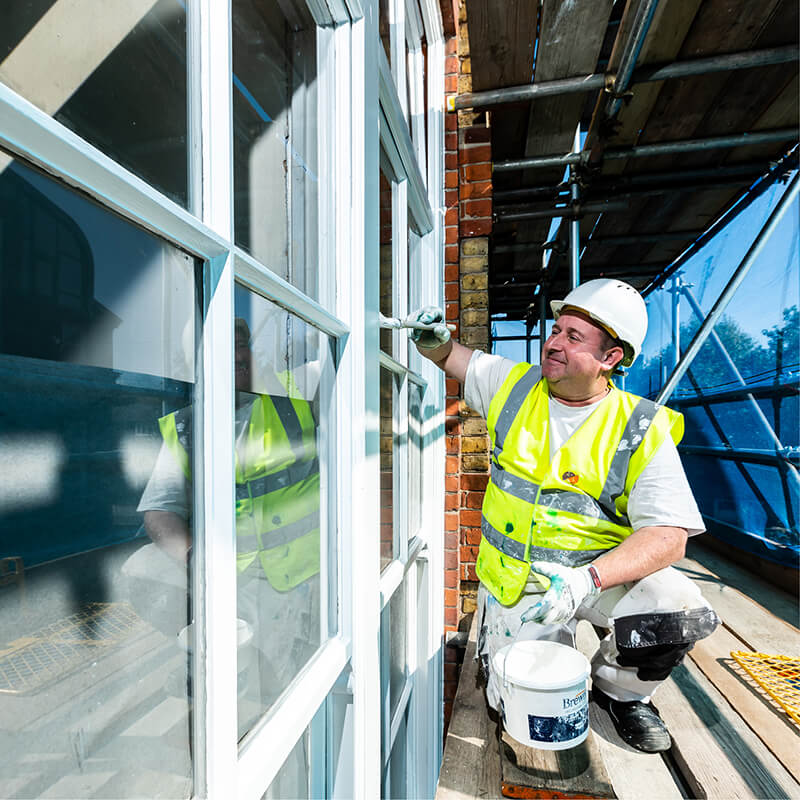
[238,509,320,553]
[481,516,607,566]
[537,489,630,528]
[493,366,540,463]
[597,397,659,521]
[235,458,319,502]
[271,395,308,462]
[491,462,540,503]
[491,463,630,527]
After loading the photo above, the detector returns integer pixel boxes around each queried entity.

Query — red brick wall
[441,0,492,737]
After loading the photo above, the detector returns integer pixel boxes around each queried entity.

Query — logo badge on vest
[561,471,580,485]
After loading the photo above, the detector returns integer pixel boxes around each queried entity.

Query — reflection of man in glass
[133,318,320,732]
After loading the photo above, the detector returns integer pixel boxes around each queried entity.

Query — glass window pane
[234,285,335,738]
[1,3,189,207]
[264,726,311,799]
[379,0,391,65]
[387,705,409,800]
[380,169,395,356]
[380,367,397,570]
[492,339,527,362]
[408,382,424,537]
[0,156,196,797]
[389,578,407,716]
[232,0,319,300]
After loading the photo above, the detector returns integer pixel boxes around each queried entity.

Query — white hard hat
[550,279,648,367]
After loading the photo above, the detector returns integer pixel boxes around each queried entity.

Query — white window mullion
[419,11,446,794]
[351,6,383,798]
[390,0,406,118]
[237,638,349,798]
[406,560,419,798]
[378,45,433,234]
[196,0,238,796]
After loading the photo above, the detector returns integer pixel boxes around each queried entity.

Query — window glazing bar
[234,250,350,340]
[377,43,434,234]
[0,84,228,260]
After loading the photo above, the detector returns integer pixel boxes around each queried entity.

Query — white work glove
[405,306,451,350]
[519,561,601,626]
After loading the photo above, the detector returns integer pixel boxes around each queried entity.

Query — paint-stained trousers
[478,565,720,708]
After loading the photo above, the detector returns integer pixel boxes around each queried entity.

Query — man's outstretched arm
[143,510,192,564]
[407,306,475,383]
[417,338,474,383]
[591,525,688,589]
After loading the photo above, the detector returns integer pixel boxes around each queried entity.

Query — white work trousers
[478,565,717,707]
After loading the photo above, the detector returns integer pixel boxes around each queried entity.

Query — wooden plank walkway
[436,539,800,799]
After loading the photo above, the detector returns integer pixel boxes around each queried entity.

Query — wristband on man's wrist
[587,564,602,592]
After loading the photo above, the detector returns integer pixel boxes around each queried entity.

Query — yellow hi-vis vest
[477,364,684,606]
[159,391,320,592]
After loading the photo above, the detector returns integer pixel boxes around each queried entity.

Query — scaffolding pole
[570,125,581,289]
[453,45,798,111]
[496,200,628,222]
[671,273,682,368]
[679,284,788,454]
[497,173,767,215]
[657,175,800,496]
[605,0,661,120]
[493,128,798,173]
[493,161,774,203]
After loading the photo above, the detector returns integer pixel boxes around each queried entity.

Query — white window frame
[374,0,445,796]
[0,0,445,796]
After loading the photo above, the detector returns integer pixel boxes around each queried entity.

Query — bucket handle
[502,620,577,689]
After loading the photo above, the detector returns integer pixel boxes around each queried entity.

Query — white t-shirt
[464,350,705,536]
[138,400,255,519]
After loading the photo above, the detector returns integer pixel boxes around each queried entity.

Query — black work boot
[592,686,671,753]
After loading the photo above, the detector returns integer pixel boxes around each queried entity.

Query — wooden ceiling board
[634,0,786,146]
[594,0,703,178]
[474,0,797,308]
[673,0,798,148]
[677,0,785,58]
[505,1,616,286]
[462,0,538,92]
[522,0,615,162]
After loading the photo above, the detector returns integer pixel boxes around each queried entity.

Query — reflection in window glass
[1,2,189,206]
[380,169,395,355]
[389,578,407,716]
[387,706,409,800]
[379,0,392,65]
[0,156,196,797]
[380,368,396,570]
[234,285,335,738]
[408,382,424,537]
[265,727,311,800]
[233,0,319,300]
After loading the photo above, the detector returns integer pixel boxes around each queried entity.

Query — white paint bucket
[493,640,591,750]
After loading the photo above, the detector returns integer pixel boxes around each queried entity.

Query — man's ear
[602,346,625,370]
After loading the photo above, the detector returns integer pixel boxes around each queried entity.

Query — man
[130,318,321,740]
[409,278,719,753]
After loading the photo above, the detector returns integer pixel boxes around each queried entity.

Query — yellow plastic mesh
[730,650,800,726]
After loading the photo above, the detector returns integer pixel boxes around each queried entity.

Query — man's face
[541,309,618,388]
[235,330,252,392]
